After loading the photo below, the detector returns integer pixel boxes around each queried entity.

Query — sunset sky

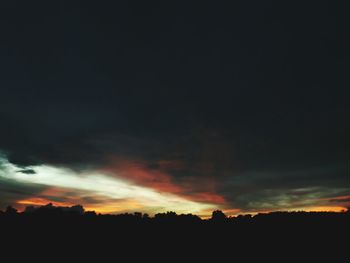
[1,1,349,217]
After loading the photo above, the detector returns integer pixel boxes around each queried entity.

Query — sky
[0,1,350,217]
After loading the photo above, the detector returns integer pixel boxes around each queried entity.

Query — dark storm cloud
[17,169,36,175]
[0,176,46,209]
[0,1,349,211]
[219,165,350,211]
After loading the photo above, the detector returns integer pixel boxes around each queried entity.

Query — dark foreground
[1,205,349,260]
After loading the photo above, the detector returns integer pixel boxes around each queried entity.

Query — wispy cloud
[0,156,218,215]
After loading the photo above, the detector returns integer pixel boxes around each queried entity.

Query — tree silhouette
[5,205,17,215]
[211,210,227,221]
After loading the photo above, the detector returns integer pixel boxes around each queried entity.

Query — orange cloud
[327,195,350,202]
[118,163,182,194]
[17,198,75,210]
[183,192,225,204]
[103,157,226,205]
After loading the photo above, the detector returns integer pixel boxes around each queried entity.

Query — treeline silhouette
[1,203,350,224]
[1,203,349,260]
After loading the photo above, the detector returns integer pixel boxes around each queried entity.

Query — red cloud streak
[103,158,226,205]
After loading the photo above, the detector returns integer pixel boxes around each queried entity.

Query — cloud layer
[0,156,218,215]
[0,1,350,215]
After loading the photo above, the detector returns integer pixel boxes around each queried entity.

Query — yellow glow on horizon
[295,206,346,212]
[243,206,348,215]
[84,200,144,214]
